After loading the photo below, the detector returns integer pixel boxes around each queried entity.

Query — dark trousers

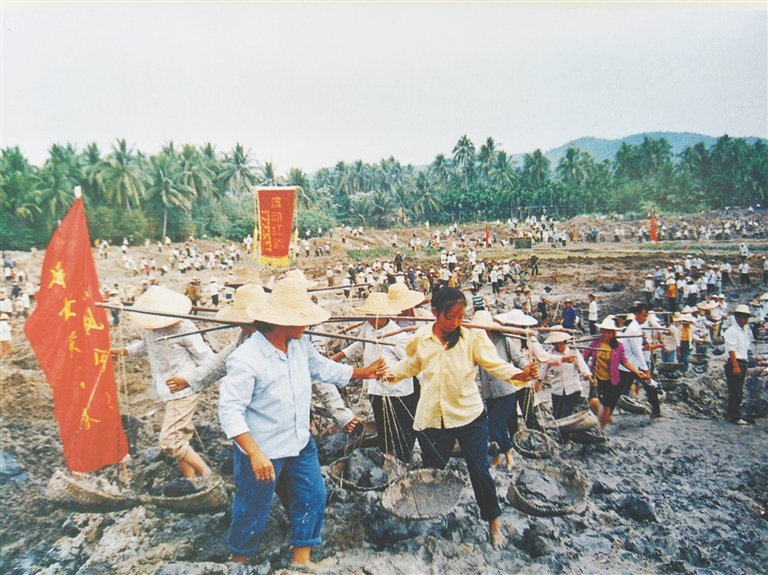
[680,340,691,373]
[588,320,597,335]
[419,413,501,522]
[551,391,582,419]
[620,369,661,416]
[516,387,540,430]
[485,393,516,453]
[370,388,419,463]
[724,360,747,421]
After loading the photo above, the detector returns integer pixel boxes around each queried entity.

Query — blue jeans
[660,349,677,363]
[229,437,325,556]
[679,341,691,372]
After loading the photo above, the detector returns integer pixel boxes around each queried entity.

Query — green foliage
[2,134,766,251]
[295,209,336,238]
[347,247,393,262]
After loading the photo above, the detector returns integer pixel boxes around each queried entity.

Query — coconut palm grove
[1,134,766,251]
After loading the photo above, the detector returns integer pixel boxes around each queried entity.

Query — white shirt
[541,346,591,396]
[342,320,413,396]
[588,301,598,322]
[618,315,648,372]
[724,322,752,361]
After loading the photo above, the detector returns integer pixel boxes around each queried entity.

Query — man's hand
[355,358,386,380]
[344,416,361,433]
[166,375,189,393]
[587,375,595,386]
[562,355,576,363]
[639,370,651,382]
[250,451,275,483]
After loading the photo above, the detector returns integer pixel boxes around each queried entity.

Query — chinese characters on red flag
[256,187,296,266]
[650,212,658,243]
[24,197,128,473]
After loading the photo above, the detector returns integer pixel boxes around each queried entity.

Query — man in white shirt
[619,304,662,418]
[738,261,751,287]
[723,305,757,424]
[587,294,599,335]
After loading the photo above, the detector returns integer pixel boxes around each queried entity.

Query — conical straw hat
[544,329,571,344]
[215,284,267,323]
[355,292,400,316]
[495,308,538,327]
[227,266,263,287]
[128,286,191,330]
[247,270,329,326]
[469,310,499,330]
[386,283,425,313]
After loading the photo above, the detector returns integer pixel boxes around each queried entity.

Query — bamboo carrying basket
[381,469,465,520]
[327,451,407,492]
[141,478,230,513]
[512,429,560,459]
[569,428,609,445]
[46,470,139,513]
[508,466,590,517]
[617,396,649,414]
[546,410,599,434]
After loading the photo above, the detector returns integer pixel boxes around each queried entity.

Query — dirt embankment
[1,214,767,574]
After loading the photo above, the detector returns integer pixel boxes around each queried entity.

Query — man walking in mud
[723,304,758,425]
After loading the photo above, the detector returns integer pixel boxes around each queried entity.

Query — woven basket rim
[508,466,590,517]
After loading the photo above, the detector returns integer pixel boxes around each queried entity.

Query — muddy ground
[1,212,767,574]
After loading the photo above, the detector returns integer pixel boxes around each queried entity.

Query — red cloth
[24,198,128,472]
[649,212,658,243]
[484,224,490,247]
[257,187,296,264]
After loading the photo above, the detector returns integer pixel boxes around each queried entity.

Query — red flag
[485,224,490,247]
[24,197,128,473]
[256,187,297,266]
[649,212,658,243]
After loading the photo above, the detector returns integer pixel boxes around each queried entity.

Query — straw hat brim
[545,331,571,344]
[387,285,426,312]
[495,311,538,327]
[468,311,499,331]
[595,320,619,331]
[215,306,256,323]
[246,300,330,326]
[128,286,191,329]
[355,293,400,316]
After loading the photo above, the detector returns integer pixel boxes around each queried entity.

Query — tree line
[1,134,766,250]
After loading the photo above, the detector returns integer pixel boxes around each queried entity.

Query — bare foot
[491,454,501,467]
[489,518,507,549]
[504,451,514,470]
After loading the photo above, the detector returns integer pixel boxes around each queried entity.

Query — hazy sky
[2,2,766,172]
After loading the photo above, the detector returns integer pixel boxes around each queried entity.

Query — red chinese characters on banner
[24,198,128,473]
[256,187,296,266]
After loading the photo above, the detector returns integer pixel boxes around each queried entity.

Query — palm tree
[430,153,452,191]
[179,144,214,199]
[452,135,476,192]
[1,147,41,222]
[145,152,195,239]
[257,161,280,186]
[37,143,83,220]
[286,167,314,209]
[80,143,106,205]
[411,170,441,218]
[219,144,258,196]
[101,139,148,212]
